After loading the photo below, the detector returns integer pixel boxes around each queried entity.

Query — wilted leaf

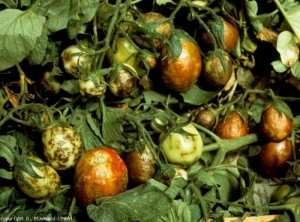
[87,184,172,222]
[0,9,46,71]
[256,27,278,47]
[276,31,299,67]
[236,66,255,89]
[244,0,263,33]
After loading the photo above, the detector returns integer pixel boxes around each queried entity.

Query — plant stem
[190,183,209,222]
[202,133,260,165]
[273,0,300,42]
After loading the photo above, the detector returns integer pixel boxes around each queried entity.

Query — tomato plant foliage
[2,0,300,221]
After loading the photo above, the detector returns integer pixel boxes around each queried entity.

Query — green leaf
[87,184,172,222]
[45,0,99,33]
[244,0,263,33]
[71,108,104,150]
[0,168,13,180]
[272,100,293,119]
[27,24,48,65]
[249,98,269,124]
[143,91,179,105]
[213,167,240,201]
[60,79,79,95]
[271,60,289,73]
[0,135,16,167]
[67,18,85,39]
[286,6,300,41]
[155,200,191,222]
[0,0,17,8]
[156,0,175,6]
[180,84,218,106]
[291,61,300,78]
[276,31,299,67]
[101,107,128,150]
[0,9,46,71]
[0,186,15,210]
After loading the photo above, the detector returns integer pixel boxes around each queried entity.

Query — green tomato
[61,45,91,78]
[159,123,203,166]
[14,156,60,199]
[42,125,83,170]
[106,37,147,76]
[78,75,107,98]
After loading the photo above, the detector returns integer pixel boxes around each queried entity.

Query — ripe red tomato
[258,140,293,177]
[160,29,202,92]
[73,148,128,206]
[215,111,249,139]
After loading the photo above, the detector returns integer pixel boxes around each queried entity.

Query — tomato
[73,148,128,206]
[159,123,203,166]
[39,71,62,95]
[107,64,138,98]
[124,145,156,185]
[203,51,233,88]
[258,139,293,177]
[61,45,91,78]
[42,124,83,170]
[200,16,240,53]
[160,29,202,92]
[259,103,293,142]
[215,111,249,139]
[134,12,172,49]
[193,107,216,130]
[13,156,60,199]
[106,37,147,76]
[78,75,107,98]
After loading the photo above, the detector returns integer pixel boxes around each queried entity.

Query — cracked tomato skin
[42,125,83,170]
[160,31,202,92]
[73,148,128,206]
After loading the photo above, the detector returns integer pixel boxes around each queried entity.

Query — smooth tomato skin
[160,39,202,92]
[73,148,128,206]
[258,140,293,177]
[259,105,293,142]
[215,112,249,139]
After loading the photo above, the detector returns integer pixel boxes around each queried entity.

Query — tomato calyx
[14,157,47,190]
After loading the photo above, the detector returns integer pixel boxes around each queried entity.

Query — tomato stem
[202,133,260,165]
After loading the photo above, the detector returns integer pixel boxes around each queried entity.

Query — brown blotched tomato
[13,156,60,200]
[203,51,233,88]
[258,139,293,177]
[215,111,249,139]
[193,107,216,130]
[124,145,156,185]
[200,16,240,53]
[160,29,202,92]
[135,12,172,49]
[73,148,128,206]
[259,103,293,142]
